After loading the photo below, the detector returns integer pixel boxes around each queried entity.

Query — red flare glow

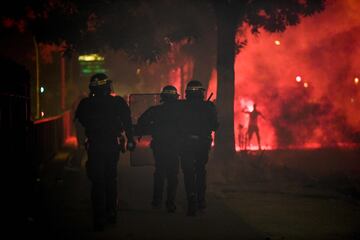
[2,18,14,28]
[65,136,78,148]
[232,0,360,150]
[110,0,360,152]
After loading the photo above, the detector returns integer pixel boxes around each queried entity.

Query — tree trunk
[214,5,237,160]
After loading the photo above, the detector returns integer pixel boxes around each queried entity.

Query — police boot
[187,195,197,216]
[166,201,176,213]
[198,193,207,211]
[151,199,162,209]
[93,220,105,232]
[93,224,105,232]
[107,213,117,224]
[198,200,207,211]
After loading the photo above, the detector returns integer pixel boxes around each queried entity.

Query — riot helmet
[89,73,112,96]
[160,85,179,102]
[185,80,205,100]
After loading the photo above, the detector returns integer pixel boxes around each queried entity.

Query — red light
[296,76,302,82]
[2,18,14,28]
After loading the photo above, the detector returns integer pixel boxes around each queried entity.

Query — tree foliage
[210,0,325,156]
[1,1,160,61]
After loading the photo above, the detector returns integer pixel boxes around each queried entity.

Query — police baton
[207,92,213,101]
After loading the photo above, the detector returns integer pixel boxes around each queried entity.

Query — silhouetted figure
[1,58,35,229]
[243,104,264,150]
[135,85,181,213]
[179,80,219,216]
[75,73,136,232]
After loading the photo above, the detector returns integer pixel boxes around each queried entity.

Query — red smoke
[104,0,359,152]
[231,0,360,150]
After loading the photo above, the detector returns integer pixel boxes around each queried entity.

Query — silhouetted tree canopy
[1,0,326,156]
[1,0,163,62]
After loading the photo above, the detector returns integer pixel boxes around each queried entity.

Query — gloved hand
[126,139,136,151]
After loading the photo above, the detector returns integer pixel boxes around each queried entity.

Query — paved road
[31,149,360,240]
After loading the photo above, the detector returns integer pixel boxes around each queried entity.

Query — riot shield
[129,93,160,166]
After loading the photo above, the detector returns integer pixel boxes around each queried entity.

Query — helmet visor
[186,85,205,91]
[161,89,178,95]
[89,78,112,87]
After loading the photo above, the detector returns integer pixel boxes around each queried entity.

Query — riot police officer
[136,85,180,213]
[180,80,219,216]
[75,73,136,231]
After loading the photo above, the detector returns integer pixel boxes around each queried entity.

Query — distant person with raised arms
[243,103,265,150]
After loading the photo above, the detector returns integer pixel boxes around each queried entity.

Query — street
[33,148,360,240]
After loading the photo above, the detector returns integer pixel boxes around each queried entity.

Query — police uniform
[136,86,180,212]
[75,73,134,231]
[179,81,218,216]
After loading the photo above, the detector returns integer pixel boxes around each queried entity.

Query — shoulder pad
[79,97,90,105]
[113,95,128,104]
[113,95,126,101]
